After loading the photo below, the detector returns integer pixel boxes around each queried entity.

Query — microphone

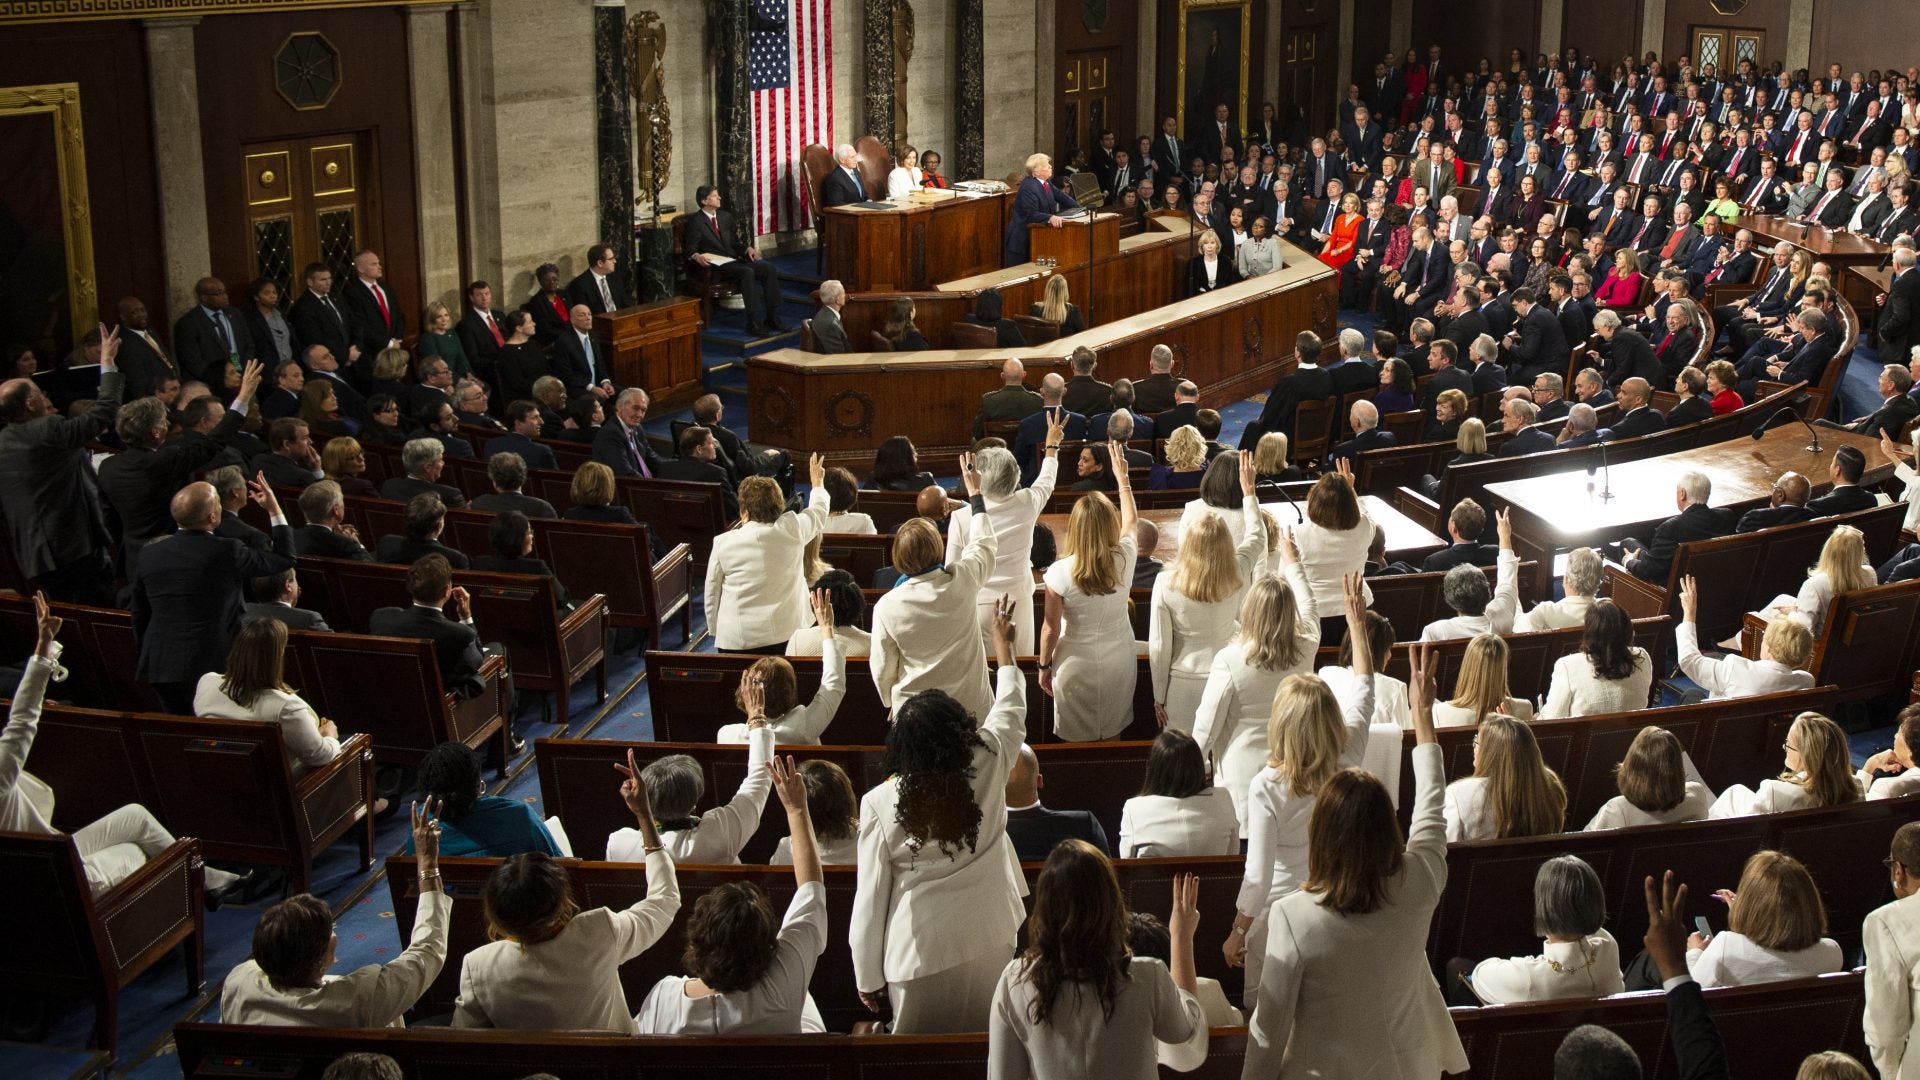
[1267,480,1306,523]
[1585,439,1615,501]
[1752,405,1822,453]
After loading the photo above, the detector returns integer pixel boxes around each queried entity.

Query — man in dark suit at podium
[688,185,787,335]
[1003,153,1079,266]
[820,144,869,207]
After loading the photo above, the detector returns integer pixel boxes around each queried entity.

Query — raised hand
[237,359,264,402]
[412,798,443,873]
[811,587,836,634]
[1108,440,1131,489]
[768,754,807,815]
[1170,873,1201,935]
[1642,870,1691,982]
[1277,526,1300,567]
[1407,640,1438,743]
[1238,448,1258,497]
[741,671,768,725]
[808,452,826,489]
[959,451,982,497]
[1495,507,1512,551]
[1334,456,1355,484]
[989,593,1017,664]
[98,324,122,368]
[1678,575,1699,623]
[32,593,61,659]
[614,747,652,820]
[1044,407,1067,447]
[247,470,282,516]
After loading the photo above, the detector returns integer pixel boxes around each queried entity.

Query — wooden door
[1060,48,1117,167]
[240,133,375,299]
[1690,27,1767,76]
[1280,26,1327,137]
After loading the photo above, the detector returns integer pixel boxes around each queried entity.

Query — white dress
[1708,773,1848,817]
[989,957,1207,1080]
[1043,535,1140,742]
[1116,790,1241,858]
[1537,647,1654,718]
[1149,497,1267,731]
[1317,666,1412,728]
[1584,782,1715,830]
[1469,930,1626,1004]
[1686,930,1845,988]
[633,882,828,1034]
[947,457,1058,656]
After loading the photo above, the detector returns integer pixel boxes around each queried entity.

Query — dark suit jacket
[380,475,468,509]
[1156,402,1201,435]
[1242,366,1333,449]
[249,451,322,490]
[244,602,332,632]
[591,417,666,479]
[1632,503,1734,582]
[547,330,608,397]
[369,604,487,698]
[1654,329,1699,381]
[1735,503,1815,533]
[1469,362,1507,396]
[131,525,297,683]
[375,535,471,569]
[1877,268,1919,371]
[483,432,559,472]
[1806,484,1878,515]
[0,369,123,579]
[116,331,180,402]
[1443,308,1490,352]
[655,457,739,520]
[1004,176,1079,265]
[1605,330,1664,388]
[338,276,407,359]
[1061,376,1114,417]
[1604,405,1668,440]
[1012,407,1088,483]
[294,523,374,561]
[172,306,256,384]
[1666,395,1714,428]
[98,406,245,545]
[1328,428,1396,463]
[1777,332,1840,386]
[819,165,868,208]
[565,269,636,315]
[471,491,558,519]
[456,308,506,378]
[1188,256,1240,295]
[1418,366,1475,419]
[406,429,475,461]
[1664,980,1731,1080]
[217,511,270,552]
[1422,542,1498,571]
[1132,374,1180,415]
[1849,394,1920,440]
[1498,427,1557,456]
[1006,805,1111,863]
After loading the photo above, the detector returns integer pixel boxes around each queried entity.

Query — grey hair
[974,446,1019,498]
[1563,547,1603,597]
[1553,1025,1641,1080]
[1799,308,1828,333]
[207,464,247,501]
[1338,328,1366,357]
[1536,372,1564,395]
[1592,308,1622,331]
[1442,563,1492,616]
[1351,399,1379,430]
[640,754,705,823]
[402,437,445,475]
[115,396,169,444]
[1677,470,1711,504]
[1108,410,1136,439]
[616,386,649,408]
[819,279,846,304]
[1507,398,1538,424]
[835,143,857,160]
[1471,333,1500,365]
[1534,854,1607,937]
[1150,344,1174,371]
[321,1053,404,1080]
[1567,404,1598,433]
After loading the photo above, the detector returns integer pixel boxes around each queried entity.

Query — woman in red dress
[920,150,952,189]
[1399,49,1427,126]
[1317,192,1365,270]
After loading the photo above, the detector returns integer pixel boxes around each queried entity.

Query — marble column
[714,0,753,250]
[1389,0,1412,54]
[954,0,985,179]
[141,17,211,317]
[406,5,461,313]
[593,0,636,294]
[1639,0,1667,59]
[1136,3,1157,141]
[1537,0,1562,60]
[1784,0,1814,73]
[863,0,895,150]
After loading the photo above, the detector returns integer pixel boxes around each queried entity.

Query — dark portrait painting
[1179,1,1249,130]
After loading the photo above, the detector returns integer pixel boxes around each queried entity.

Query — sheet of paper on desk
[703,254,737,265]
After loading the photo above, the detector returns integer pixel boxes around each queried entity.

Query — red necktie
[485,311,503,345]
[1630,157,1646,182]
[1553,172,1570,198]
[1634,219,1652,244]
[370,283,391,330]
[1729,149,1743,175]
[709,213,721,235]
[1662,132,1674,156]
[1856,119,1871,142]
[1705,265,1723,284]
[1659,332,1675,354]
[1791,132,1807,160]
[1812,191,1836,219]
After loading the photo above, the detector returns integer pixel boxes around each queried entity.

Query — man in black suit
[99,366,257,558]
[1666,367,1715,428]
[1192,102,1241,168]
[1240,332,1333,449]
[1420,499,1498,571]
[407,356,457,426]
[565,243,636,315]
[244,569,331,632]
[655,424,739,520]
[470,452,557,519]
[1002,744,1110,862]
[1872,180,1917,243]
[113,296,181,402]
[339,251,407,362]
[248,418,325,489]
[1734,472,1814,532]
[688,393,792,496]
[375,493,471,568]
[1501,287,1570,387]
[484,402,560,472]
[0,325,123,604]
[131,478,297,712]
[1625,472,1734,582]
[1150,117,1185,180]
[548,305,617,400]
[1877,247,1918,377]
[1496,397,1556,456]
[1340,197,1393,308]
[1847,364,1920,440]
[257,360,305,420]
[1588,308,1663,390]
[288,262,359,385]
[455,280,507,382]
[594,387,667,479]
[820,143,870,207]
[687,185,787,334]
[1154,381,1203,438]
[1442,286,1491,354]
[1601,377,1667,440]
[1419,339,1476,421]
[1130,520,1165,588]
[207,466,270,551]
[1747,308,1841,397]
[172,277,256,385]
[1466,333,1507,396]
[294,480,375,559]
[368,554,492,704]
[408,400,477,461]
[1328,400,1396,465]
[1807,446,1877,515]
[301,343,369,427]
[381,437,468,508]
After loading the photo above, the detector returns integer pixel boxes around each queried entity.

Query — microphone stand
[1266,479,1306,523]
[1586,439,1615,501]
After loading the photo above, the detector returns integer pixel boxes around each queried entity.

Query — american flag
[749,0,832,235]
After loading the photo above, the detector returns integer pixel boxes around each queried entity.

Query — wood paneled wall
[1808,0,1920,75]
[1410,0,1538,80]
[1660,0,1791,68]
[1558,0,1642,69]
[1053,0,1138,152]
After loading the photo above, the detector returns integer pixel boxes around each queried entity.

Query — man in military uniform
[1132,343,1180,414]
[971,358,1043,439]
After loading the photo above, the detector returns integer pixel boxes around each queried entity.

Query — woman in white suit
[1675,576,1815,699]
[1176,454,1254,546]
[1240,642,1468,1080]
[1226,574,1376,1006]
[1191,538,1322,831]
[719,592,845,745]
[874,455,997,721]
[1711,711,1862,817]
[1444,714,1567,842]
[607,727,773,863]
[854,598,1030,1034]
[1288,465,1376,621]
[1431,633,1534,727]
[1317,611,1412,728]
[1584,726,1716,830]
[1538,600,1654,718]
[1117,730,1240,858]
[1776,525,1876,631]
[705,456,831,652]
[194,618,342,776]
[886,145,925,199]
[1151,456,1267,731]
[947,416,1065,655]
[1514,546,1602,631]
[1039,446,1140,741]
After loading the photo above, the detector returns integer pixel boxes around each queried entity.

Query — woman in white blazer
[1538,600,1654,718]
[453,775,680,1031]
[1240,642,1469,1080]
[1152,459,1267,731]
[705,456,831,652]
[770,759,861,865]
[1431,633,1535,727]
[1227,574,1376,1006]
[1317,611,1413,728]
[784,570,874,656]
[1711,711,1862,817]
[1675,576,1816,700]
[194,618,342,776]
[875,456,997,720]
[1778,525,1875,631]
[608,726,773,863]
[720,595,845,745]
[1859,706,1920,800]
[988,848,1207,1080]
[1584,726,1716,830]
[1040,456,1139,741]
[886,145,925,199]
[1514,546,1601,631]
[1444,714,1567,843]
[822,467,878,534]
[1419,512,1521,641]
[946,421,1064,655]
[853,599,1030,1034]
[1289,466,1376,619]
[1118,730,1241,858]
[1190,547,1322,831]
[1466,855,1625,1005]
[1683,850,1845,988]
[1176,455,1254,546]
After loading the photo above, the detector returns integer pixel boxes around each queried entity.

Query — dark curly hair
[682,881,779,992]
[885,689,987,856]
[417,741,483,824]
[1582,599,1638,681]
[1018,839,1129,1024]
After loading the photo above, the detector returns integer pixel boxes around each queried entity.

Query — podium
[594,297,703,412]
[820,191,1012,291]
[1029,211,1120,270]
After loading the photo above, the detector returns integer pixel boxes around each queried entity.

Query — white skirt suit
[1149,497,1267,732]
[852,665,1031,1033]
[704,486,831,650]
[192,673,341,776]
[1044,535,1140,742]
[947,456,1057,655]
[873,503,998,721]
[1189,560,1322,831]
[1241,742,1468,1080]
[1117,789,1241,858]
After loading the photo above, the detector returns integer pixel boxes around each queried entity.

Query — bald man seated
[1012,373,1087,483]
[1328,399,1395,463]
[973,358,1043,438]
[1736,472,1815,533]
[1003,743,1110,862]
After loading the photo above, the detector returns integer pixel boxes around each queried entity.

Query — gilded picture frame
[0,83,96,354]
[1176,0,1251,137]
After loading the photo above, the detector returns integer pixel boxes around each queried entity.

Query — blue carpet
[1836,338,1884,422]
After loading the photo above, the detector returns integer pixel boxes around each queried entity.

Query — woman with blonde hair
[1251,431,1303,484]
[1149,455,1266,731]
[1148,425,1209,489]
[1682,849,1845,988]
[1676,575,1815,699]
[1711,711,1862,817]
[418,300,473,380]
[320,435,378,498]
[1426,387,1469,441]
[370,346,412,400]
[1031,274,1086,336]
[1585,726,1715,830]
[1040,442,1141,741]
[1432,634,1534,727]
[1795,1052,1874,1080]
[1190,545,1323,831]
[1781,524,1875,630]
[1443,714,1567,842]
[1187,230,1238,295]
[1224,573,1375,1005]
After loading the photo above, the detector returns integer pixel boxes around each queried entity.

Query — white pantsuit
[1675,621,1815,699]
[608,725,773,864]
[1865,892,1920,1080]
[1538,647,1654,718]
[874,504,998,721]
[1117,790,1241,858]
[704,487,831,650]
[1149,498,1267,732]
[222,890,450,1027]
[947,457,1057,656]
[193,672,341,776]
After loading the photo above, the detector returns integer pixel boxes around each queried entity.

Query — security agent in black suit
[172,277,257,385]
[1149,117,1186,180]
[654,424,740,521]
[99,365,258,555]
[375,493,471,569]
[248,418,326,490]
[368,556,513,745]
[455,282,507,380]
[1806,446,1878,515]
[338,251,407,362]
[112,297,181,402]
[485,403,560,472]
[1735,472,1814,533]
[381,437,469,509]
[131,478,297,713]
[565,243,636,315]
[1003,743,1110,863]
[244,570,332,632]
[688,186,788,334]
[288,263,359,377]
[1624,472,1734,582]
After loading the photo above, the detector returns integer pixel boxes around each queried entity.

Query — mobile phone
[1693,916,1712,939]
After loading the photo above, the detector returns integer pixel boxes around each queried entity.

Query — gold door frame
[0,83,96,343]
[1176,0,1251,136]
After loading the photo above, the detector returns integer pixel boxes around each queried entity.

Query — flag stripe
[749,0,831,234]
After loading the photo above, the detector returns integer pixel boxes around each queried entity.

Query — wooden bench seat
[0,596,163,713]
[1737,577,1920,703]
[283,630,512,774]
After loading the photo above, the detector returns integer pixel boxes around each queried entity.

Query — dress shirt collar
[1007,799,1043,813]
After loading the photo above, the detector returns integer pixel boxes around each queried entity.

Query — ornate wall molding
[1,0,455,25]
[1,83,97,341]
[862,0,894,152]
[953,0,983,178]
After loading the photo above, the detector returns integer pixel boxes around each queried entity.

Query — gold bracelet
[643,843,666,855]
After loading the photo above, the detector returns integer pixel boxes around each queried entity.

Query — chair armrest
[446,654,509,745]
[1603,563,1670,620]
[291,732,374,848]
[291,732,374,799]
[650,543,693,610]
[95,837,201,921]
[96,836,203,978]
[557,595,610,670]
[1394,486,1443,535]
[1704,282,1760,309]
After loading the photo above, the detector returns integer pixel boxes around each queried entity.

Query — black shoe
[206,869,257,910]
[508,735,528,758]
[745,322,769,336]
[768,316,791,332]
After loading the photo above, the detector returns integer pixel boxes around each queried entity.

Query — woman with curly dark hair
[987,846,1208,1077]
[408,741,560,858]
[636,756,829,1033]
[852,596,1030,1034]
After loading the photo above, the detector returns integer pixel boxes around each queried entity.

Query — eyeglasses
[1784,741,1800,753]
